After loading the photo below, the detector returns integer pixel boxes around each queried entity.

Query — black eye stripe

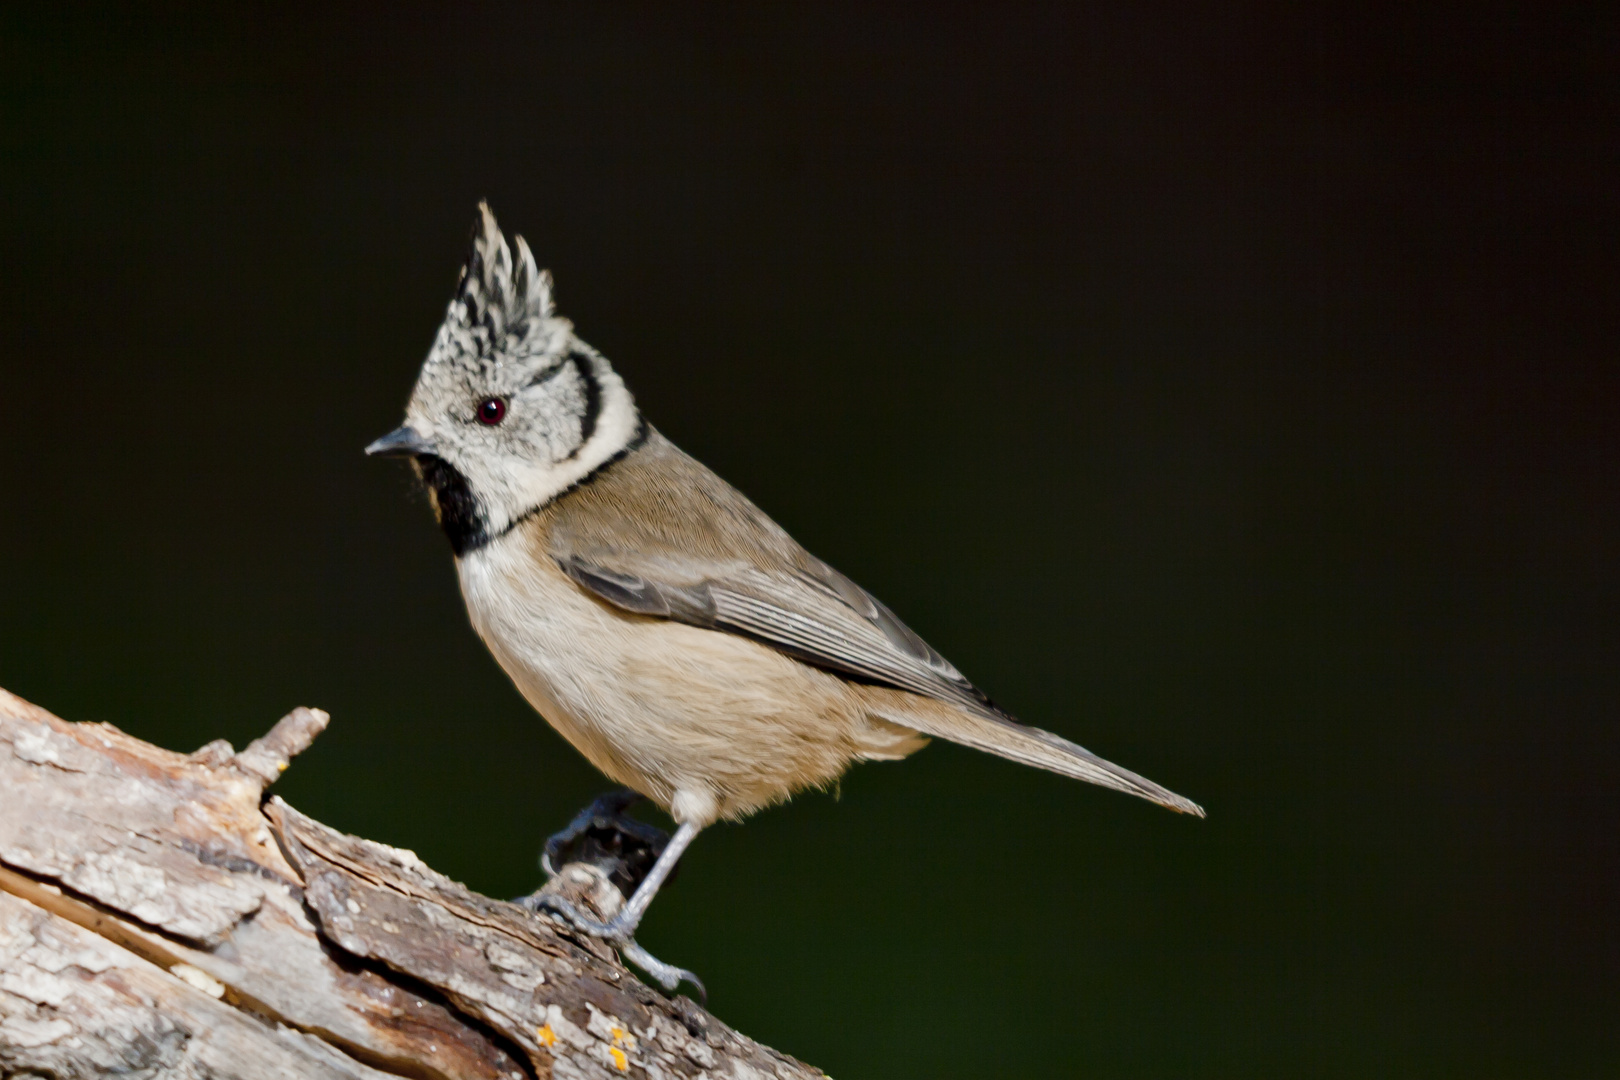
[479,351,593,428]
[523,356,571,389]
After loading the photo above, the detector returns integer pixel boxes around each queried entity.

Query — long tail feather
[868,692,1204,816]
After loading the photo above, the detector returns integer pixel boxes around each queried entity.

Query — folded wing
[555,548,1203,816]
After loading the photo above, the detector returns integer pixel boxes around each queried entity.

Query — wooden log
[0,687,823,1080]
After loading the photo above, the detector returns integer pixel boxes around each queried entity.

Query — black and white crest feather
[428,202,563,379]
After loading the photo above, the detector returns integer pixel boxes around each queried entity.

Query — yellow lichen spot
[609,1046,629,1071]
[609,1026,637,1050]
[535,1024,557,1048]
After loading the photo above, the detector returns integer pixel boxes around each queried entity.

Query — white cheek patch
[513,366,588,462]
[489,361,641,530]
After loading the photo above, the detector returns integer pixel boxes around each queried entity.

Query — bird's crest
[426,202,568,375]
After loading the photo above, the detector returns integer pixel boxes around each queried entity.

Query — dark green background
[2,5,1615,1076]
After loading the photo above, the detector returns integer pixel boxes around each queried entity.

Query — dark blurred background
[2,3,1616,1075]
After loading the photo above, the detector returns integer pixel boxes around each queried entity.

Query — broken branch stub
[0,686,824,1080]
[231,705,331,791]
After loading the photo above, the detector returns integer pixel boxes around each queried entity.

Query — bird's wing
[555,546,993,713]
[552,544,1204,816]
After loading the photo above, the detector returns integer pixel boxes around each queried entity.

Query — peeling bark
[0,687,822,1080]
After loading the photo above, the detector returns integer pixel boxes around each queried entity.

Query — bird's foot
[528,892,704,998]
[521,796,705,998]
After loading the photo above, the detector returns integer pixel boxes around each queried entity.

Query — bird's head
[368,203,641,555]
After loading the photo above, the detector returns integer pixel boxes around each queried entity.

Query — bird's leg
[534,821,700,941]
[522,796,705,995]
[532,821,703,993]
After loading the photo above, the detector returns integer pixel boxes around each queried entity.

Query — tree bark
[0,687,822,1080]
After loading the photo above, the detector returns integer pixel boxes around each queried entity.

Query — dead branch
[0,686,822,1080]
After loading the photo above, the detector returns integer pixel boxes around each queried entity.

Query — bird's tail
[861,688,1204,816]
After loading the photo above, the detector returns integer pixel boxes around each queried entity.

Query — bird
[368,203,1203,991]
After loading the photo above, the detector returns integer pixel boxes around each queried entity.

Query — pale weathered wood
[0,687,823,1080]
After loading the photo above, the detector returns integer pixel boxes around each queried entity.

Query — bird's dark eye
[476,397,507,425]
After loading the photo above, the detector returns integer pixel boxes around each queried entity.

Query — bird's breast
[455,533,625,753]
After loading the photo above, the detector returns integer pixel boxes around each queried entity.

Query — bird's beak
[365,425,436,458]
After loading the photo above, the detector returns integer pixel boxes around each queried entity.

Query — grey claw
[531,896,705,998]
[621,939,706,1001]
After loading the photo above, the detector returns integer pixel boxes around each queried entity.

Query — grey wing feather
[557,552,978,707]
[561,559,710,620]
